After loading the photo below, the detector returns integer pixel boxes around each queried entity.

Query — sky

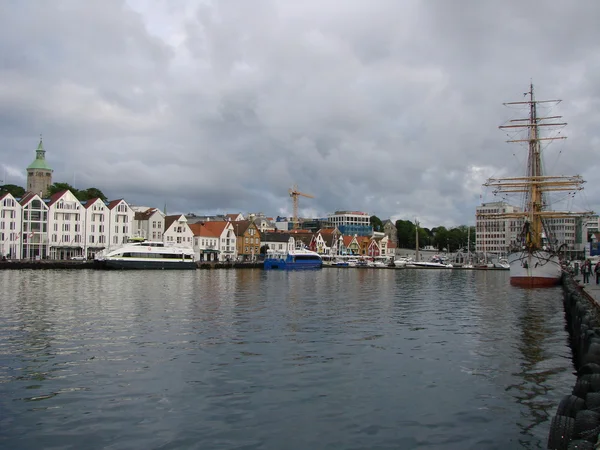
[1,0,599,229]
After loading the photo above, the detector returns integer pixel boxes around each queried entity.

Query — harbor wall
[547,275,600,448]
[0,260,263,270]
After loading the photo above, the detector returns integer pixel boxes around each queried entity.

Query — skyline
[1,1,598,229]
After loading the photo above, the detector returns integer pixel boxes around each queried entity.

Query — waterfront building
[83,198,110,259]
[107,199,135,248]
[164,214,194,248]
[310,228,341,255]
[261,231,291,253]
[0,193,22,259]
[475,201,522,256]
[26,138,53,197]
[232,220,261,261]
[133,207,164,241]
[192,221,237,261]
[327,211,373,236]
[20,192,49,260]
[47,190,84,260]
[188,222,219,262]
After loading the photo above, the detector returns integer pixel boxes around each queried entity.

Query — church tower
[26,136,53,197]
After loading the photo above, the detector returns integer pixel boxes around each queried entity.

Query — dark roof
[261,231,291,243]
[232,220,252,236]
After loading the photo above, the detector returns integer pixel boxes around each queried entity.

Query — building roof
[134,207,161,221]
[316,228,338,246]
[232,220,253,236]
[262,231,291,243]
[83,198,102,209]
[46,190,68,207]
[19,191,44,207]
[107,199,127,210]
[342,235,354,247]
[201,221,230,237]
[164,214,186,231]
[27,139,53,171]
[189,223,219,238]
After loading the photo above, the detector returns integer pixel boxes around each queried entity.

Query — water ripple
[0,268,574,449]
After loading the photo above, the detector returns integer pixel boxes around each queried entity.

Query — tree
[47,182,77,198]
[78,187,107,202]
[46,183,108,202]
[0,184,25,198]
[370,215,383,232]
[396,219,415,249]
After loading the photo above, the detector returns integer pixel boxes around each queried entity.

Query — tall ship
[479,84,593,287]
[94,237,196,270]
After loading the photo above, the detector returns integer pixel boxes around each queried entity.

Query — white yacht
[95,238,196,270]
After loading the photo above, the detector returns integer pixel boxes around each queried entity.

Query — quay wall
[0,260,263,270]
[547,275,600,449]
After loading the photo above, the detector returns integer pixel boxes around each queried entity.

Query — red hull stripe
[510,276,561,288]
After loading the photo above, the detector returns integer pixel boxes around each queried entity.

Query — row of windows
[120,252,194,260]
[50,234,82,243]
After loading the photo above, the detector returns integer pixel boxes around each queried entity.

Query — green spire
[27,136,53,171]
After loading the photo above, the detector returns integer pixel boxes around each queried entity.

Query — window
[90,235,95,243]
[177,237,182,244]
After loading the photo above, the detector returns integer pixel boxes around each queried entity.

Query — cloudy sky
[1,0,599,228]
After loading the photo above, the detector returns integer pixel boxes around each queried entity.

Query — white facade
[48,191,85,259]
[0,193,23,259]
[133,208,164,241]
[83,198,110,259]
[164,215,194,247]
[107,200,135,247]
[21,192,49,259]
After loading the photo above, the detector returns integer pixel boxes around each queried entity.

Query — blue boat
[263,248,323,270]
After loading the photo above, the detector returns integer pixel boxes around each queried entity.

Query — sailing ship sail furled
[479,84,593,287]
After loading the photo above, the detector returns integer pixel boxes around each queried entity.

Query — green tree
[78,187,107,202]
[0,184,25,198]
[395,219,415,249]
[370,215,383,232]
[47,182,78,198]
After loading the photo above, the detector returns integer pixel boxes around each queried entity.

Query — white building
[107,199,135,248]
[83,197,110,259]
[20,192,49,260]
[133,207,164,240]
[0,193,22,259]
[164,215,194,247]
[47,190,85,260]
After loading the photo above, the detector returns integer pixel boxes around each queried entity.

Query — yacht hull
[97,259,197,270]
[507,251,562,287]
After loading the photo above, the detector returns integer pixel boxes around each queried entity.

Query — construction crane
[289,184,314,229]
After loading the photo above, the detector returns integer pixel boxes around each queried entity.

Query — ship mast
[479,83,590,251]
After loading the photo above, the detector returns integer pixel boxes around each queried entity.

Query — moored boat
[263,237,322,270]
[94,237,196,270]
[479,84,593,287]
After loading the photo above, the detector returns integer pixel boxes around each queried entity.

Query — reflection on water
[0,269,574,449]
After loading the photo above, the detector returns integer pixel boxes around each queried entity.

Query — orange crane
[289,185,314,229]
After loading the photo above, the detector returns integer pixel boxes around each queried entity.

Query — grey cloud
[0,0,598,228]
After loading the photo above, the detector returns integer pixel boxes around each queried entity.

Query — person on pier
[583,259,592,284]
[595,260,600,285]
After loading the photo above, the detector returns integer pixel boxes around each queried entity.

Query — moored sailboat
[478,84,593,287]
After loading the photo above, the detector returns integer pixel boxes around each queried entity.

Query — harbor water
[0,268,574,449]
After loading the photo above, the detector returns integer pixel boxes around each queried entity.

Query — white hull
[406,262,453,269]
[507,251,562,287]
